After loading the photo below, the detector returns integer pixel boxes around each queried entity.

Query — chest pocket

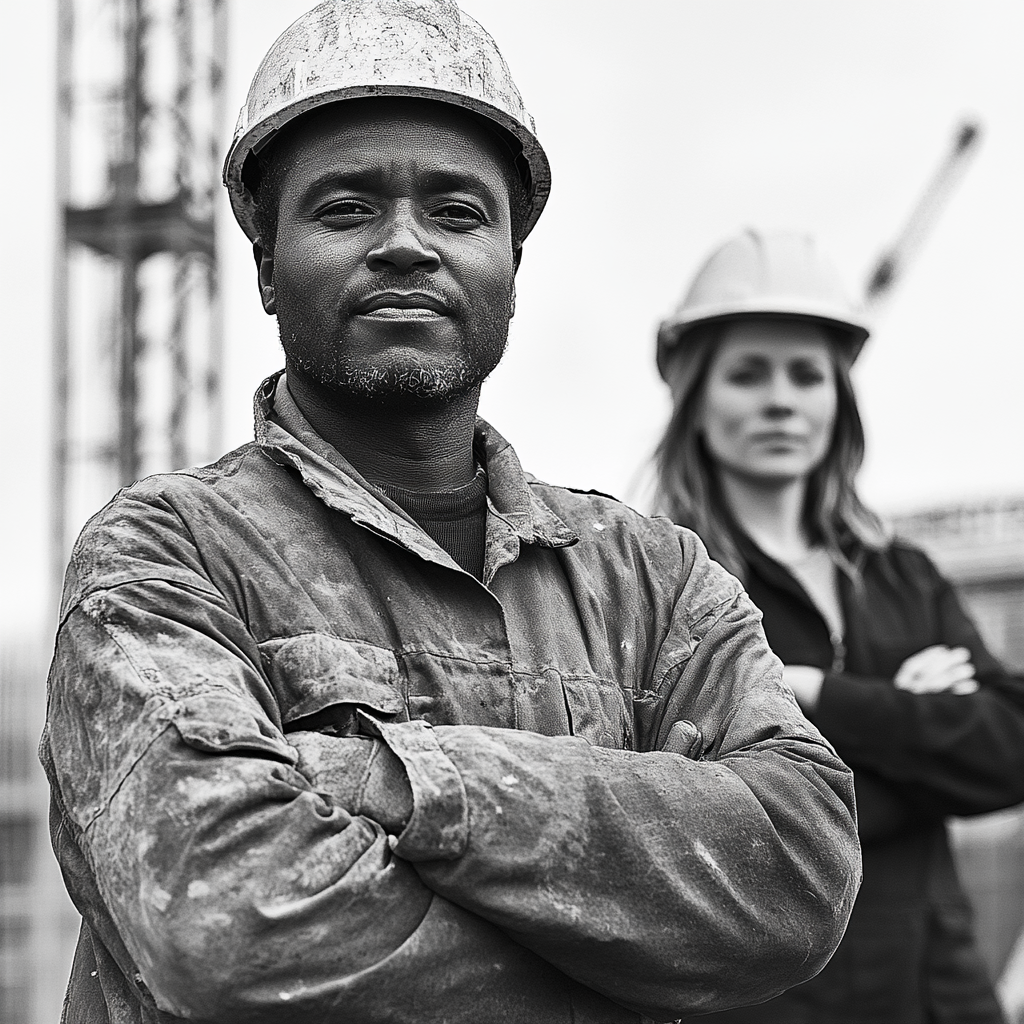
[260,633,407,732]
[505,670,632,749]
[561,674,633,750]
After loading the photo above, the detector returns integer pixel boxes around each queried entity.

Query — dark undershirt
[269,376,489,580]
[373,465,489,580]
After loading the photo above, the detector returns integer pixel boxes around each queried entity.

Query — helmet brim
[223,85,551,244]
[657,306,871,380]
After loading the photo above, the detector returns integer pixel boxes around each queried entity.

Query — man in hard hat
[40,3,861,1022]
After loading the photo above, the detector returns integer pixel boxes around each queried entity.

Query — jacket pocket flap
[560,675,631,749]
[172,692,297,762]
[261,633,405,726]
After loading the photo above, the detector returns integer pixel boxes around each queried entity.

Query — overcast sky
[3,1,1023,633]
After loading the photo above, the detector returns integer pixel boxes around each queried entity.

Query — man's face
[261,98,518,403]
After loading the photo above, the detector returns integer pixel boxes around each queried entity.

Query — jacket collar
[254,372,577,579]
[731,516,868,626]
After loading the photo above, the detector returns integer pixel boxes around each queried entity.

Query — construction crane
[51,0,227,607]
[864,119,983,310]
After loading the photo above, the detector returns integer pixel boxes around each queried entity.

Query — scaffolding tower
[1,3,228,1022]
[52,0,227,599]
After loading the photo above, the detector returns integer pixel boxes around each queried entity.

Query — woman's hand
[893,645,978,695]
[783,665,825,714]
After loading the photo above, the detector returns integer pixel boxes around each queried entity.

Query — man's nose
[366,206,441,274]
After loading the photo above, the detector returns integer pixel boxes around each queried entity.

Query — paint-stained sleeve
[40,496,635,1024]
[355,545,863,1021]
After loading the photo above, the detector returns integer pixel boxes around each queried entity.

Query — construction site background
[3,2,1024,1022]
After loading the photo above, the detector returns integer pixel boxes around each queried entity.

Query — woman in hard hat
[654,228,1024,1024]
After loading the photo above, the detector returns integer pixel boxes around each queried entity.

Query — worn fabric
[274,379,490,579]
[41,373,860,1024]
[691,532,1024,1023]
[372,468,488,580]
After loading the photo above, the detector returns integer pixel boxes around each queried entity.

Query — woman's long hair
[652,320,887,582]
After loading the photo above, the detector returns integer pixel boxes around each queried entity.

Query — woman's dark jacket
[692,533,1024,1023]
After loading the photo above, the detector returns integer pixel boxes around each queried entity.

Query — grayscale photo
[2,2,1023,1022]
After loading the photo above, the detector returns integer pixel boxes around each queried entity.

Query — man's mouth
[355,292,449,320]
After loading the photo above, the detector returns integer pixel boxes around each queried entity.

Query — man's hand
[290,731,414,834]
[783,665,825,714]
[894,645,978,695]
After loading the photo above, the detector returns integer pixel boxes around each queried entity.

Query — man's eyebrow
[415,167,503,198]
[298,167,389,204]
[297,165,505,207]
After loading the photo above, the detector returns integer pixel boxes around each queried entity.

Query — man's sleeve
[42,495,631,1024]
[308,543,863,1021]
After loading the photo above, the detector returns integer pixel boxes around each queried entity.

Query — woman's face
[699,320,838,486]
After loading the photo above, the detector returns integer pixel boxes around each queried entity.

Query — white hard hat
[657,229,871,378]
[224,0,551,242]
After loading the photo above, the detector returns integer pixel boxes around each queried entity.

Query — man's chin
[346,366,480,401]
[282,327,509,405]
[297,360,490,404]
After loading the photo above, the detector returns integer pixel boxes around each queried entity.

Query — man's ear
[254,240,276,315]
[510,243,522,318]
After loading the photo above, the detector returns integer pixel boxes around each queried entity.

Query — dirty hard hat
[223,0,550,243]
[656,229,872,379]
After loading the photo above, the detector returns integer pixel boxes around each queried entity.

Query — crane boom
[864,120,982,309]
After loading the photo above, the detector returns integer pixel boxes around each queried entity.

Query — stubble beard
[285,344,505,401]
[279,306,511,403]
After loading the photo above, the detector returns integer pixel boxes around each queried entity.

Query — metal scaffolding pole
[31,4,228,1017]
[52,0,225,588]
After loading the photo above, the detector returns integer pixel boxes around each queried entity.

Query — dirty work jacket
[41,374,861,1024]
[693,534,1024,1024]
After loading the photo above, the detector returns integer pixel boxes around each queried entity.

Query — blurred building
[892,495,1024,989]
[0,636,78,1024]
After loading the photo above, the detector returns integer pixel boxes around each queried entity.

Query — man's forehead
[255,97,522,211]
[272,97,513,171]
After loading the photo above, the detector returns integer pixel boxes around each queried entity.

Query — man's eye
[319,201,375,224]
[432,204,484,228]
